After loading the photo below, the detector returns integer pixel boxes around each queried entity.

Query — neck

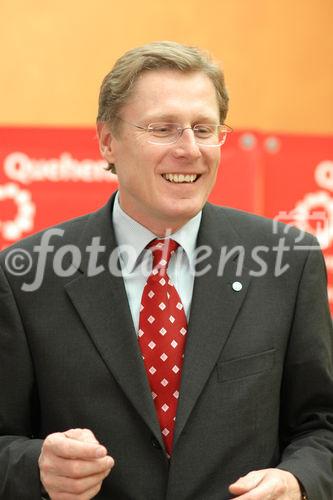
[117,199,191,236]
[135,218,184,238]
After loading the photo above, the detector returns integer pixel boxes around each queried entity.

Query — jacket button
[151,437,162,449]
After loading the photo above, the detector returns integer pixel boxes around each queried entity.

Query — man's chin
[160,202,203,226]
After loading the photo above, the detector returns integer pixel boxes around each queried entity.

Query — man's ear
[96,122,116,164]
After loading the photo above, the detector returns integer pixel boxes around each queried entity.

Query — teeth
[163,173,198,183]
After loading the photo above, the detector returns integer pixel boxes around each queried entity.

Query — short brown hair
[97,41,229,172]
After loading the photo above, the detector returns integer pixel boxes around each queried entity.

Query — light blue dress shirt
[112,193,202,333]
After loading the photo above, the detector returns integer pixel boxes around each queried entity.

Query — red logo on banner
[262,133,333,305]
[0,127,118,250]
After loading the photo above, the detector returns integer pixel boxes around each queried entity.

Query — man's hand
[38,428,114,499]
[229,468,302,499]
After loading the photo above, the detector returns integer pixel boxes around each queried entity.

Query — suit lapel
[64,196,163,446]
[174,204,252,445]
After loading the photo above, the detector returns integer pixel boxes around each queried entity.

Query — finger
[64,428,99,444]
[43,464,112,496]
[229,470,264,495]
[229,472,285,500]
[41,453,114,479]
[81,481,105,500]
[43,433,107,460]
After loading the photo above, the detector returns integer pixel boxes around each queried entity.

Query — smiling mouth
[162,173,199,183]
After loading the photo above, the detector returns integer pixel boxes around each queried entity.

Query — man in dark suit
[0,41,332,499]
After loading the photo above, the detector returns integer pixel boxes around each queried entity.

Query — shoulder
[203,202,317,247]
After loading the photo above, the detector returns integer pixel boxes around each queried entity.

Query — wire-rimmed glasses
[115,117,233,147]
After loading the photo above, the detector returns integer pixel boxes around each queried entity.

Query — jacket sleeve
[0,262,43,499]
[277,238,333,499]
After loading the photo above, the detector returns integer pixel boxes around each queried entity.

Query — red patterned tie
[138,239,188,455]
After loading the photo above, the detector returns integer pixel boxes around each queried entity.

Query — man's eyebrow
[142,113,179,123]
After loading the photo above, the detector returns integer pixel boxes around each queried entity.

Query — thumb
[229,470,264,494]
[64,428,99,444]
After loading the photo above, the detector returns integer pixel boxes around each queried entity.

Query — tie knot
[147,239,179,271]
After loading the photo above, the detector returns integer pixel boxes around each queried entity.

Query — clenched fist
[38,428,114,499]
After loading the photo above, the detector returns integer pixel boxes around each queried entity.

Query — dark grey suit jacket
[1,195,333,499]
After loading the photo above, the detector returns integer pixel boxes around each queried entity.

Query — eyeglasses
[115,116,233,147]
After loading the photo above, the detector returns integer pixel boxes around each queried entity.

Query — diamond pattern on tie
[138,238,187,455]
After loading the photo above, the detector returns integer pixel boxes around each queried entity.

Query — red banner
[0,127,263,247]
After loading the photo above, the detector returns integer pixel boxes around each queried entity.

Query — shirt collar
[112,192,202,272]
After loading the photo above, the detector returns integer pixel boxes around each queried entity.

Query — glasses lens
[146,123,232,146]
[194,124,232,146]
[147,123,179,144]
[193,124,220,146]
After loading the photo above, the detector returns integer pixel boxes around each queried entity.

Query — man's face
[101,69,222,235]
